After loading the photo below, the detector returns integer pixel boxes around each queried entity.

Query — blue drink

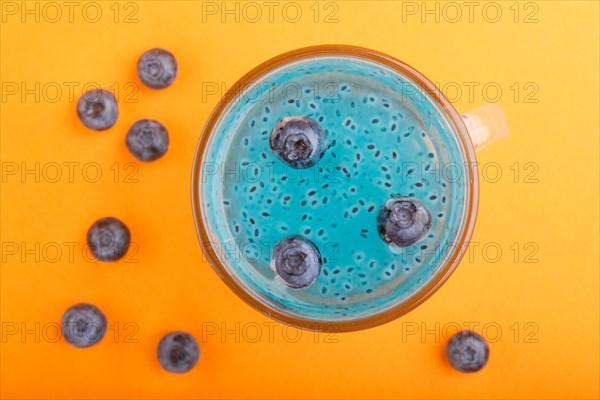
[197,52,474,327]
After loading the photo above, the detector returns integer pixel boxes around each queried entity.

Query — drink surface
[200,56,470,322]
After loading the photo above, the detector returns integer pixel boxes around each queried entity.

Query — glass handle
[461,103,509,151]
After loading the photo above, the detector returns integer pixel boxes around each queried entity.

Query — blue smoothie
[200,56,470,322]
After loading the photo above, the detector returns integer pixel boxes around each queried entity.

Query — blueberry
[377,197,431,247]
[76,88,118,130]
[87,217,131,262]
[271,235,322,288]
[137,48,177,89]
[446,330,489,373]
[61,303,107,348]
[269,116,327,169]
[157,331,200,373]
[126,119,169,162]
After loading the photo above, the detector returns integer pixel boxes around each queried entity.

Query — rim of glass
[191,45,479,332]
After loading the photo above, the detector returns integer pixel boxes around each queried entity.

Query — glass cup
[191,45,508,332]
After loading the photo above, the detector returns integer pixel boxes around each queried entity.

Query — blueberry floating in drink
[377,198,431,247]
[269,116,328,169]
[271,235,322,289]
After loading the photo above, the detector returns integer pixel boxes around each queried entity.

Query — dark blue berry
[377,197,431,247]
[157,331,200,373]
[87,217,131,262]
[269,116,327,169]
[61,303,106,348]
[271,235,322,288]
[76,89,118,130]
[126,119,169,162]
[137,48,177,89]
[446,330,489,373]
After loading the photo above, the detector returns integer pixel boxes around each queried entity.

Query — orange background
[1,1,599,399]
